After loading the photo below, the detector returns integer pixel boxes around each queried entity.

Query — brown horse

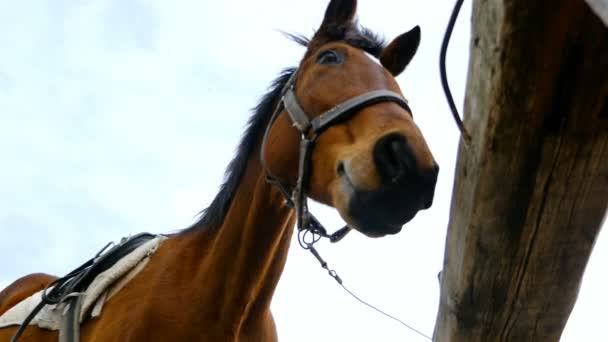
[0,0,438,340]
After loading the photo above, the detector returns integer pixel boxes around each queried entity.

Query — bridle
[259,67,412,250]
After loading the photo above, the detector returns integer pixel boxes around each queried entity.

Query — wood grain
[434,0,608,340]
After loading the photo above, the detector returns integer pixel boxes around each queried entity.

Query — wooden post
[434,0,608,341]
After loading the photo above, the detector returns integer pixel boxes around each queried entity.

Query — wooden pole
[434,0,608,340]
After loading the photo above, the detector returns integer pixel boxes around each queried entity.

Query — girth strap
[59,294,84,342]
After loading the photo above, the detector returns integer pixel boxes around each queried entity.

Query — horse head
[263,0,438,238]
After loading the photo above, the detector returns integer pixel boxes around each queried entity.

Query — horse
[0,0,438,340]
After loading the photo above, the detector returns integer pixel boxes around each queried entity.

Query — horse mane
[189,23,386,230]
[187,67,295,230]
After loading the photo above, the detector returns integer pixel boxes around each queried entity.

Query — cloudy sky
[0,1,605,341]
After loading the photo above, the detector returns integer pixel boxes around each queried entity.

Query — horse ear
[380,26,421,76]
[320,0,357,29]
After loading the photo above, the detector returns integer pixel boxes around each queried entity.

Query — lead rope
[298,2,469,339]
[307,245,433,341]
[440,0,471,146]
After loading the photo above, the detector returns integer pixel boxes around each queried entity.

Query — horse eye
[316,49,344,65]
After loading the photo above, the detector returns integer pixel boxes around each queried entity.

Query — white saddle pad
[0,235,166,330]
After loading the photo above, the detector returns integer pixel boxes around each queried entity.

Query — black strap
[440,0,471,144]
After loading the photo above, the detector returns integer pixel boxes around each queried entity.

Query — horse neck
[182,153,295,330]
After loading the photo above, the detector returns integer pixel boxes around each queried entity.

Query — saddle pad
[0,235,166,330]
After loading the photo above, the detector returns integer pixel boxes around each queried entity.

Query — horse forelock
[286,21,386,59]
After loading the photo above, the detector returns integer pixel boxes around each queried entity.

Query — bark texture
[434,0,608,340]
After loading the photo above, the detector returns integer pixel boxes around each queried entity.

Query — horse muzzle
[338,133,439,237]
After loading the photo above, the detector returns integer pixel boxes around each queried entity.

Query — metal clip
[309,247,343,285]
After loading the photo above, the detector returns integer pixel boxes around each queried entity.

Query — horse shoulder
[0,273,57,316]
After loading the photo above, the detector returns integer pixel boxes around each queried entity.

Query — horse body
[0,0,439,340]
[0,155,292,341]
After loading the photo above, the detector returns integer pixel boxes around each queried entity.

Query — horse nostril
[336,161,346,176]
[373,133,415,183]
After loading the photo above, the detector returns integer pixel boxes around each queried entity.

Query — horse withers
[0,0,438,340]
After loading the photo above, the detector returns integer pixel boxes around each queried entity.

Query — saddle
[10,233,158,342]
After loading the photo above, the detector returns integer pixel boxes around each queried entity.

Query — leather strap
[283,89,311,133]
[311,90,411,133]
[283,88,411,136]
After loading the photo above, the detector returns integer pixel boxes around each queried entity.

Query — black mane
[189,68,296,229]
[190,23,386,230]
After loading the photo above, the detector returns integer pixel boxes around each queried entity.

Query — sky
[0,0,606,341]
